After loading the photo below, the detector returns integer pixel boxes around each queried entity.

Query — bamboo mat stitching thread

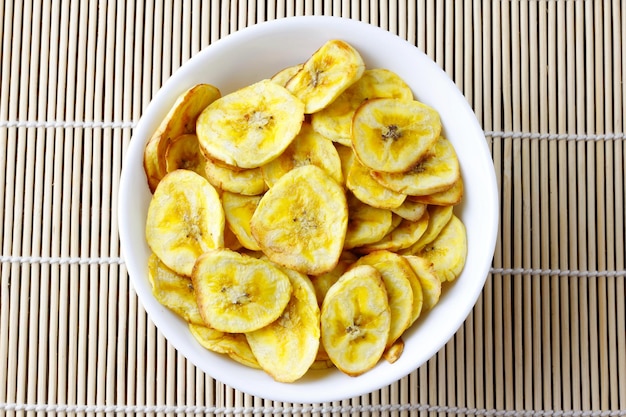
[1,401,625,417]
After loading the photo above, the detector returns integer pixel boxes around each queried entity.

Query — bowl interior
[118,15,498,404]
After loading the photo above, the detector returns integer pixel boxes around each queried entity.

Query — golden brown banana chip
[146,169,225,276]
[382,338,405,364]
[196,79,305,168]
[261,123,343,187]
[285,39,365,114]
[334,143,356,186]
[144,83,221,192]
[246,266,320,382]
[148,253,204,325]
[346,158,406,209]
[311,68,414,146]
[403,255,442,311]
[371,135,460,196]
[189,323,260,369]
[352,98,441,173]
[192,249,292,333]
[203,156,268,196]
[250,165,348,275]
[417,214,467,282]
[222,192,262,251]
[321,264,391,376]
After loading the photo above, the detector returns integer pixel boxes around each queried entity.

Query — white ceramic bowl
[119,16,498,404]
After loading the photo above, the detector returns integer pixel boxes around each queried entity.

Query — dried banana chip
[405,205,454,255]
[357,211,429,254]
[204,156,268,196]
[196,79,305,168]
[250,165,348,275]
[391,199,427,222]
[192,249,292,333]
[261,123,343,187]
[164,134,207,177]
[344,192,394,249]
[189,323,260,369]
[286,39,365,114]
[311,68,414,146]
[146,169,225,276]
[222,192,262,251]
[418,214,467,282]
[408,176,464,206]
[352,98,441,173]
[321,264,391,376]
[246,266,320,382]
[372,135,460,196]
[354,250,421,339]
[346,158,406,209]
[403,255,442,311]
[144,84,221,192]
[148,253,204,325]
[270,63,304,87]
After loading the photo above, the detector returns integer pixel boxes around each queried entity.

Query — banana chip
[189,323,261,369]
[346,158,406,209]
[192,249,293,333]
[403,255,442,311]
[358,212,429,254]
[311,68,414,146]
[261,123,343,187]
[146,169,225,276]
[196,79,305,168]
[144,84,221,192]
[418,214,467,282]
[222,192,262,251]
[270,63,304,87]
[165,134,207,177]
[286,39,365,114]
[246,266,320,382]
[352,98,441,173]
[354,251,421,340]
[203,156,268,196]
[408,176,464,206]
[251,165,348,275]
[405,205,454,255]
[371,135,460,196]
[148,253,204,325]
[321,264,391,376]
[344,192,394,250]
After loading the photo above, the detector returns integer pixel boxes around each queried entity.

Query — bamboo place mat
[1,0,625,415]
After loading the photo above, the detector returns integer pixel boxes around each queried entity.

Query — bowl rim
[119,15,499,404]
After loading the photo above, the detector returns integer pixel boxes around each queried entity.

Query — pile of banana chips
[143,40,467,382]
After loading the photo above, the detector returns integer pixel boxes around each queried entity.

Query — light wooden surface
[0,0,624,415]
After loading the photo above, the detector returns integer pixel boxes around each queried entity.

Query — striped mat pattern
[0,0,624,415]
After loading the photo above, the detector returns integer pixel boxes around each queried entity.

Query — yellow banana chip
[192,249,292,333]
[286,39,365,114]
[144,83,221,192]
[408,176,464,206]
[222,192,262,251]
[346,158,406,209]
[382,338,404,364]
[405,205,454,255]
[261,123,343,187]
[146,169,225,276]
[403,255,442,311]
[344,192,393,249]
[321,264,391,376]
[310,255,355,306]
[352,98,441,173]
[391,199,427,222]
[270,63,304,87]
[354,250,421,339]
[371,135,460,196]
[148,253,204,325]
[246,266,320,382]
[189,323,260,369]
[357,211,429,254]
[164,134,207,177]
[311,68,414,146]
[196,79,305,168]
[203,156,268,196]
[250,165,348,275]
[418,214,467,282]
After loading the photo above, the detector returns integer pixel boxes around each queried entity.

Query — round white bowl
[118,15,499,404]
